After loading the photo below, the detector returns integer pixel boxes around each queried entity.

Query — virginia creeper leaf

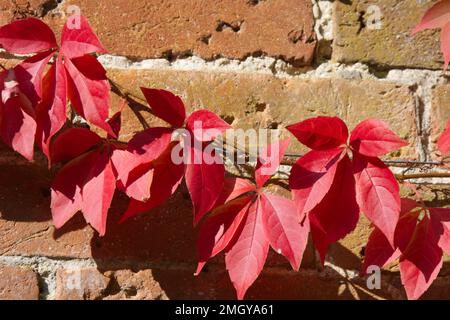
[255,139,290,189]
[186,110,231,142]
[141,87,186,127]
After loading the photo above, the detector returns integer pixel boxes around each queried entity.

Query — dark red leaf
[65,55,114,137]
[309,154,360,263]
[185,144,225,225]
[289,148,343,219]
[196,195,254,275]
[287,116,348,150]
[0,18,57,54]
[400,216,443,300]
[50,128,102,164]
[120,143,185,222]
[214,177,255,207]
[141,87,186,128]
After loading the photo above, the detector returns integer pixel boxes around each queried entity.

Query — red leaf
[289,148,343,219]
[120,143,185,222]
[186,110,231,142]
[36,55,67,161]
[255,139,290,189]
[225,198,269,300]
[185,144,225,225]
[287,116,348,150]
[60,15,106,59]
[260,193,310,270]
[412,0,450,34]
[353,153,400,246]
[51,128,102,164]
[215,177,256,206]
[430,208,450,255]
[309,154,359,263]
[350,119,407,157]
[81,149,116,236]
[437,120,450,154]
[14,50,54,106]
[196,195,254,275]
[51,150,98,228]
[111,127,173,188]
[65,55,114,137]
[441,22,450,70]
[0,71,36,160]
[361,200,420,274]
[0,18,57,54]
[400,216,443,300]
[141,88,186,128]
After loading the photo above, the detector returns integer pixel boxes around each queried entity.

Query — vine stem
[109,77,450,183]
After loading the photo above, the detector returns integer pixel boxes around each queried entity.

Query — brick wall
[0,0,449,300]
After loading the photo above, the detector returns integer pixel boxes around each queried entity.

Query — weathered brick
[0,265,39,300]
[107,68,418,158]
[0,0,53,24]
[26,0,316,66]
[333,0,443,69]
[431,84,450,158]
[55,266,410,300]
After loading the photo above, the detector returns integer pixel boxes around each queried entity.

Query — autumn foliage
[0,13,449,300]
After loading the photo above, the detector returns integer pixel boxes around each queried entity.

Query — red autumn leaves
[287,117,408,262]
[0,16,111,161]
[112,88,231,224]
[0,15,449,301]
[196,140,310,299]
[362,198,450,300]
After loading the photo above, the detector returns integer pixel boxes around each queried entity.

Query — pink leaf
[412,1,450,35]
[215,177,256,207]
[81,149,116,236]
[111,127,173,187]
[141,88,186,128]
[225,198,269,300]
[186,110,231,142]
[260,193,310,270]
[185,144,225,225]
[255,139,290,189]
[196,195,254,275]
[353,153,400,246]
[400,217,443,300]
[0,71,36,161]
[430,208,450,255]
[65,55,114,137]
[289,148,343,219]
[14,50,54,106]
[51,150,98,228]
[36,55,67,161]
[350,119,408,157]
[309,155,360,263]
[50,128,102,164]
[0,18,57,54]
[441,22,450,70]
[60,15,106,59]
[120,143,185,222]
[437,120,450,154]
[287,116,348,150]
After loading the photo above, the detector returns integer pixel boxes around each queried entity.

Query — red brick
[0,265,39,300]
[55,266,413,300]
[41,0,315,65]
